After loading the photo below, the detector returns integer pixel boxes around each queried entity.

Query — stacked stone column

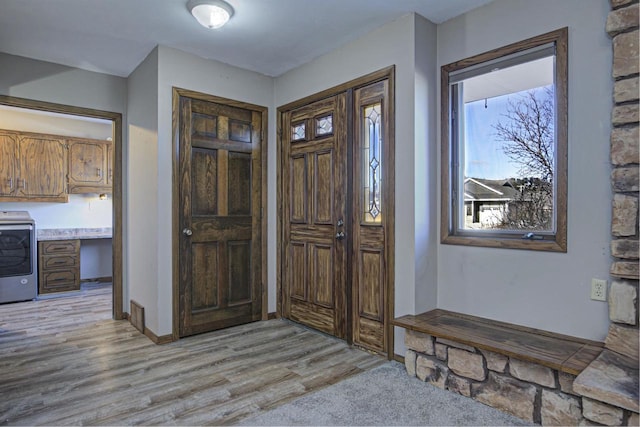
[606,0,639,363]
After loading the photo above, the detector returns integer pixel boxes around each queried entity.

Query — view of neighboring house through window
[441,29,567,251]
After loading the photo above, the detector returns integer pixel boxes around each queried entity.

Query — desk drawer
[42,255,79,269]
[40,240,80,255]
[40,269,80,293]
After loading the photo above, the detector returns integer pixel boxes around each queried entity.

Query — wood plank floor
[0,287,383,425]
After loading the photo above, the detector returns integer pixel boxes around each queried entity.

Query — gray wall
[436,0,612,340]
[126,47,160,330]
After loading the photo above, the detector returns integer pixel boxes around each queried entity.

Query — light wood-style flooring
[0,287,383,425]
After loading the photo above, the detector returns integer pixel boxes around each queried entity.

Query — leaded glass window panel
[363,103,382,223]
[315,115,333,136]
[291,122,306,142]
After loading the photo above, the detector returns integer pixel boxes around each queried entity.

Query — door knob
[336,219,344,227]
[182,228,193,236]
[335,231,345,240]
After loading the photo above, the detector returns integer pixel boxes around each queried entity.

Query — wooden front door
[281,94,348,338]
[177,94,264,337]
[279,69,395,356]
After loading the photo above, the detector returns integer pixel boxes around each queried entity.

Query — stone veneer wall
[403,330,638,425]
[606,0,639,356]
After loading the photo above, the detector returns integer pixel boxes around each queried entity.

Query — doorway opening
[0,95,124,319]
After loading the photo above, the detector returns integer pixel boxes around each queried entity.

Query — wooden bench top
[392,309,603,376]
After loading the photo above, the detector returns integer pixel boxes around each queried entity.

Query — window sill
[441,233,567,252]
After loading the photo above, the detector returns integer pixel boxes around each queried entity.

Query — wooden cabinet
[38,240,80,294]
[0,130,68,202]
[68,139,112,194]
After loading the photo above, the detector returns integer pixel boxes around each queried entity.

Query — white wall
[414,14,439,316]
[0,53,127,115]
[80,239,113,280]
[436,0,612,341]
[275,13,427,355]
[126,47,159,331]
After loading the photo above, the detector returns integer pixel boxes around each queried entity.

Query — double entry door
[281,77,393,355]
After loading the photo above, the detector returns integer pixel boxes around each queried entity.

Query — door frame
[0,95,124,320]
[276,66,396,358]
[171,87,269,340]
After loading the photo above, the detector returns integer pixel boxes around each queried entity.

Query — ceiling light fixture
[187,0,234,29]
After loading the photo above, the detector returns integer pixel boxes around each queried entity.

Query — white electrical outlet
[591,279,607,301]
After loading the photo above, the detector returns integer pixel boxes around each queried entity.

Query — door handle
[183,228,193,236]
[335,231,345,240]
[336,219,344,227]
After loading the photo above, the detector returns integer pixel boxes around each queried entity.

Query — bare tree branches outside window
[493,87,554,230]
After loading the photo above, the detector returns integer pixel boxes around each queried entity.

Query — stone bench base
[394,310,639,426]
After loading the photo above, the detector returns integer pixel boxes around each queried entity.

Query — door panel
[18,136,67,198]
[282,94,347,339]
[0,132,17,196]
[179,95,263,337]
[352,80,390,353]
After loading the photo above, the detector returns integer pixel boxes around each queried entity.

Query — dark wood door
[352,80,391,353]
[178,96,263,337]
[282,94,348,338]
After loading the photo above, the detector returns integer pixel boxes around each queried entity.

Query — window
[441,28,567,252]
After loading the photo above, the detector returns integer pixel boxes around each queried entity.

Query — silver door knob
[335,231,345,240]
[182,228,193,236]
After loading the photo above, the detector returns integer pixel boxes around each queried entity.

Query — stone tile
[613,104,640,126]
[574,350,639,413]
[435,343,447,361]
[583,397,625,426]
[480,349,508,373]
[446,374,471,397]
[605,324,640,361]
[609,280,638,325]
[615,76,639,104]
[405,330,434,355]
[612,194,638,237]
[416,355,448,389]
[405,349,416,377]
[614,30,639,78]
[559,371,578,395]
[448,348,486,381]
[628,412,639,426]
[436,338,475,352]
[612,0,635,8]
[541,390,583,426]
[611,261,640,279]
[579,419,604,426]
[611,126,639,166]
[613,166,640,193]
[509,358,556,388]
[472,372,537,422]
[611,239,640,259]
[607,4,640,35]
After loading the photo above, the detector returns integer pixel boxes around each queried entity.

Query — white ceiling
[0,0,493,78]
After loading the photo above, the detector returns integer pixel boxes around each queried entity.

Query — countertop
[37,228,113,241]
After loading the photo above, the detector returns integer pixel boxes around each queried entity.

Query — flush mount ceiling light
[187,0,234,29]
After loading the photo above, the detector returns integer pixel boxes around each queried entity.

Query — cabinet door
[106,142,113,187]
[68,140,107,188]
[0,132,17,196]
[17,135,67,200]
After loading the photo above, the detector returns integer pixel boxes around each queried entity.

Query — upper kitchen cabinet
[67,138,112,194]
[0,130,68,202]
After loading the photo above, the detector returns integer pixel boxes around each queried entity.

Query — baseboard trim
[80,276,113,283]
[393,353,405,364]
[143,327,173,345]
[268,312,278,320]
